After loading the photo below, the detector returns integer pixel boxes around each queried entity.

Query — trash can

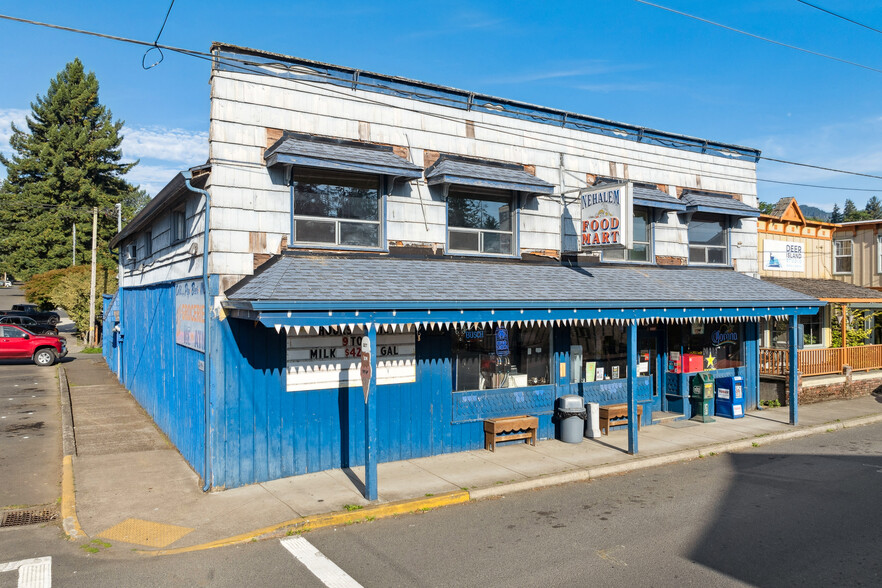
[690,373,715,423]
[585,402,601,438]
[557,395,587,443]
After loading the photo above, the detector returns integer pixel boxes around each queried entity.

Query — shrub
[25,264,117,334]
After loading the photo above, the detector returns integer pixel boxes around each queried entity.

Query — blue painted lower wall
[104,286,766,489]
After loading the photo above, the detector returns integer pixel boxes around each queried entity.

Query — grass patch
[81,347,102,354]
[365,515,375,522]
[81,539,111,554]
[752,442,760,448]
[754,433,770,438]
[343,504,363,512]
[425,493,434,497]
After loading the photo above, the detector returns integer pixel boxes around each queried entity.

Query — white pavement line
[0,556,52,588]
[280,537,362,588]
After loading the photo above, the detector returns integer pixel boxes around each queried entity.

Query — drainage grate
[0,506,59,527]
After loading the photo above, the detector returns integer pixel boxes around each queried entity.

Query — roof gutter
[182,171,212,493]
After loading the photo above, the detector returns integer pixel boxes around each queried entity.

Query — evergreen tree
[0,59,140,280]
[831,203,843,223]
[758,200,774,215]
[842,198,871,222]
[865,196,882,219]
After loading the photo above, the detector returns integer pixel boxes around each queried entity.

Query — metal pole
[116,204,122,379]
[364,323,378,500]
[788,314,799,425]
[88,207,98,347]
[627,321,638,455]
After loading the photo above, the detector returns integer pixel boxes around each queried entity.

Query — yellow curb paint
[149,490,471,556]
[61,455,86,540]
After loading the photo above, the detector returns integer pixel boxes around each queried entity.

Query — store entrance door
[637,328,665,416]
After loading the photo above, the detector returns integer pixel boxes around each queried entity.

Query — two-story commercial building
[104,44,817,492]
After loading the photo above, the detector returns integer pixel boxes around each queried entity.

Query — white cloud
[126,163,192,196]
[121,126,208,163]
[0,108,29,157]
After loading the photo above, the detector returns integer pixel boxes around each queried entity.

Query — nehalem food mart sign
[580,182,633,250]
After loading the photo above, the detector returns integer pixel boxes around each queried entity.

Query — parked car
[0,324,67,366]
[0,315,59,335]
[1,280,11,288]
[1,303,61,326]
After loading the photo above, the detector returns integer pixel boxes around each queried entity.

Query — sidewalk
[59,353,882,555]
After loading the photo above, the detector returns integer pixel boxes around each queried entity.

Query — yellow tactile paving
[97,518,194,548]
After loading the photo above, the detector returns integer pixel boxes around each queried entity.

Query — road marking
[0,556,51,587]
[280,537,362,588]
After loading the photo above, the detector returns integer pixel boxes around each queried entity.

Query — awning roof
[224,256,819,328]
[682,192,761,218]
[632,185,687,212]
[762,278,882,303]
[264,133,423,180]
[425,156,555,195]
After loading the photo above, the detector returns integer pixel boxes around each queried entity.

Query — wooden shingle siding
[118,65,761,284]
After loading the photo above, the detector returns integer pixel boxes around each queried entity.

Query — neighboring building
[104,44,817,491]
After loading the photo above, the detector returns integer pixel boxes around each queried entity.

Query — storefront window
[451,326,549,391]
[293,168,382,248]
[570,324,628,382]
[769,311,823,348]
[447,189,514,256]
[685,322,743,369]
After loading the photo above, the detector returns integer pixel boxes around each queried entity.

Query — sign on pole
[360,336,372,403]
[580,182,633,250]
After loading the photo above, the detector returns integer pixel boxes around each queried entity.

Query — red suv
[0,324,67,366]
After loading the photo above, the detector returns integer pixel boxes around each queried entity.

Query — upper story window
[144,231,153,258]
[688,213,728,265]
[171,209,186,243]
[292,169,382,249]
[834,239,853,274]
[603,207,652,263]
[877,234,882,274]
[447,189,514,256]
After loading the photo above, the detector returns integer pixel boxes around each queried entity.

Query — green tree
[830,305,880,347]
[865,196,882,219]
[830,203,843,223]
[758,200,774,215]
[0,58,140,281]
[842,198,871,222]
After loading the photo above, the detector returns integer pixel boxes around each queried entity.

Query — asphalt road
[1,420,880,587]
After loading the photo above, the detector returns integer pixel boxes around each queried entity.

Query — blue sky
[3,0,882,212]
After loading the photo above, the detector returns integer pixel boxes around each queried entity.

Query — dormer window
[688,213,728,265]
[447,189,513,255]
[292,169,382,248]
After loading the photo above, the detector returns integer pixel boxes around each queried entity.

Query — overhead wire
[632,0,882,75]
[1,11,881,196]
[796,1,882,36]
[142,0,177,69]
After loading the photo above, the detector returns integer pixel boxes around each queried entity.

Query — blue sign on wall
[495,327,509,356]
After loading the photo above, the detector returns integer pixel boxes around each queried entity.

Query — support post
[788,313,799,425]
[363,324,378,500]
[87,207,98,346]
[627,320,638,454]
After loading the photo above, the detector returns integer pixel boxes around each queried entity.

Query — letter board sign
[580,182,633,250]
[762,239,805,273]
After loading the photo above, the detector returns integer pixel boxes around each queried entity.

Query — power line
[796,1,882,36]
[2,12,882,194]
[632,0,882,75]
[142,0,177,70]
[757,178,882,192]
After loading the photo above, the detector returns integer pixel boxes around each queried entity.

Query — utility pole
[88,207,98,347]
[72,223,76,266]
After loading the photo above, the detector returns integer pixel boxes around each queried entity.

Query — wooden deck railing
[759,345,882,377]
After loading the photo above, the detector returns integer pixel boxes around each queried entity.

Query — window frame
[445,187,518,258]
[688,213,730,266]
[602,206,654,264]
[289,168,387,252]
[833,239,853,275]
[877,234,882,274]
[171,208,186,244]
[144,230,153,258]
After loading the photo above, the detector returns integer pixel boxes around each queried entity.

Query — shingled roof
[762,278,882,302]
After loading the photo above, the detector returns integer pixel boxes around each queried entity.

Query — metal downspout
[182,171,212,492]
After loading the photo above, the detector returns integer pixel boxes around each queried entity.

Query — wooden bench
[599,404,643,435]
[483,415,538,452]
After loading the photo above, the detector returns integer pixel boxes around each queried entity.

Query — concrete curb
[149,490,471,556]
[138,411,882,556]
[58,366,86,541]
